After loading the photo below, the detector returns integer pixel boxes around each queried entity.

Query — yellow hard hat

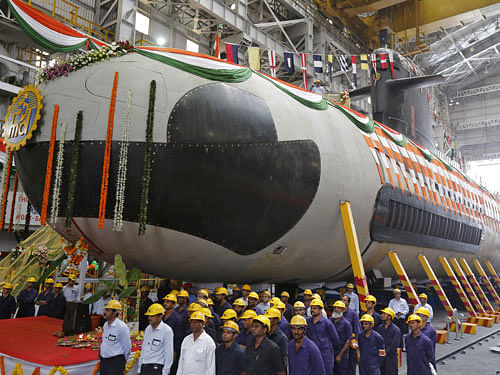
[381,307,395,320]
[346,283,354,289]
[248,291,259,300]
[415,307,430,318]
[233,298,246,307]
[281,291,290,298]
[270,297,281,306]
[197,299,208,308]
[365,295,377,303]
[140,285,150,292]
[188,303,202,312]
[45,278,55,284]
[198,289,209,298]
[275,301,286,310]
[393,288,401,294]
[418,293,428,299]
[312,293,322,300]
[253,315,271,330]
[68,275,77,281]
[207,298,214,305]
[216,287,228,295]
[189,311,205,321]
[178,290,189,298]
[222,320,240,334]
[294,301,305,309]
[221,309,238,320]
[27,277,37,283]
[55,282,64,288]
[310,299,324,309]
[84,283,92,289]
[170,289,179,295]
[240,310,258,320]
[201,308,214,319]
[303,289,313,296]
[242,284,252,291]
[262,290,271,297]
[104,300,122,310]
[145,303,165,315]
[2,282,13,289]
[233,286,241,291]
[360,314,375,324]
[163,293,177,303]
[290,315,308,327]
[265,307,281,319]
[333,300,346,309]
[406,314,422,324]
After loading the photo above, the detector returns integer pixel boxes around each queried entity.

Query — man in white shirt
[63,275,80,302]
[256,290,271,313]
[345,283,359,314]
[388,288,409,347]
[139,303,174,375]
[414,293,433,323]
[100,300,131,375]
[177,311,215,375]
[311,79,326,94]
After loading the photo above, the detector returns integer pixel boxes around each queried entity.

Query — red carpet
[0,316,98,366]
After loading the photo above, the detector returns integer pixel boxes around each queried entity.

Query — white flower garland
[50,122,67,227]
[113,91,132,231]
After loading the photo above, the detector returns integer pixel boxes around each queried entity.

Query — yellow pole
[340,201,369,312]
[387,251,419,305]
[459,258,494,313]
[474,260,500,306]
[485,260,500,290]
[449,257,485,314]
[418,254,454,317]
[439,256,477,317]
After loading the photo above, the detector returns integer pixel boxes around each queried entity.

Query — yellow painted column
[340,201,369,312]
[418,254,454,317]
[449,257,486,314]
[439,256,477,317]
[485,260,500,290]
[459,258,494,313]
[388,251,419,305]
[474,260,500,306]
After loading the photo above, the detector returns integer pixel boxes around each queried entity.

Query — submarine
[4,45,500,282]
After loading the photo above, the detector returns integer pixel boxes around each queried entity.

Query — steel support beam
[440,256,477,317]
[456,118,500,131]
[451,83,500,99]
[418,254,454,317]
[449,257,486,314]
[473,260,500,307]
[387,251,419,306]
[459,258,495,313]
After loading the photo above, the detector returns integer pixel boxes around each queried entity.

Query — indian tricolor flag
[211,32,221,59]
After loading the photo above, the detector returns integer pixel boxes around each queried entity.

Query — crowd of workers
[0,279,438,375]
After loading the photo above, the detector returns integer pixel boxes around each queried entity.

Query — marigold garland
[65,111,83,227]
[50,122,68,227]
[138,80,156,236]
[113,90,132,231]
[31,368,39,375]
[91,361,100,375]
[8,173,19,232]
[0,152,13,231]
[124,350,141,373]
[10,363,22,375]
[98,72,119,229]
[41,105,60,225]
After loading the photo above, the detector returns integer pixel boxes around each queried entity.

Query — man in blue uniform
[236,309,256,349]
[341,295,360,375]
[216,320,247,375]
[48,282,66,319]
[274,301,291,338]
[415,307,436,370]
[288,315,325,375]
[405,314,433,375]
[36,278,55,316]
[100,300,131,375]
[358,314,385,375]
[0,282,16,319]
[330,301,352,375]
[363,295,381,328]
[265,307,288,366]
[162,293,185,363]
[306,298,339,375]
[376,308,400,375]
[246,292,264,315]
[214,287,233,317]
[280,291,294,321]
[17,277,38,317]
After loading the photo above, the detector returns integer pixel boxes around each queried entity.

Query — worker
[162,293,185,358]
[214,287,232,316]
[311,80,326,94]
[246,292,264,315]
[273,300,291,338]
[17,277,38,317]
[245,315,286,375]
[257,290,272,313]
[415,307,436,370]
[358,314,385,375]
[35,278,55,317]
[176,290,189,315]
[280,291,294,321]
[306,298,340,374]
[306,295,327,318]
[0,282,16,319]
[388,289,409,347]
[138,303,174,375]
[48,282,66,319]
[363,295,381,328]
[241,284,252,306]
[202,307,218,343]
[288,315,325,375]
[293,301,306,317]
[236,309,257,348]
[198,288,210,301]
[177,310,216,375]
[221,309,238,324]
[182,283,196,303]
[232,298,246,318]
[140,285,154,331]
[216,320,248,375]
[344,284,359,314]
[404,314,433,375]
[330,301,352,375]
[341,295,360,375]
[414,294,433,323]
[265,307,288,365]
[100,300,131,375]
[82,282,94,314]
[302,289,313,309]
[230,286,241,304]
[376,308,400,375]
[63,275,81,303]
[93,292,112,326]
